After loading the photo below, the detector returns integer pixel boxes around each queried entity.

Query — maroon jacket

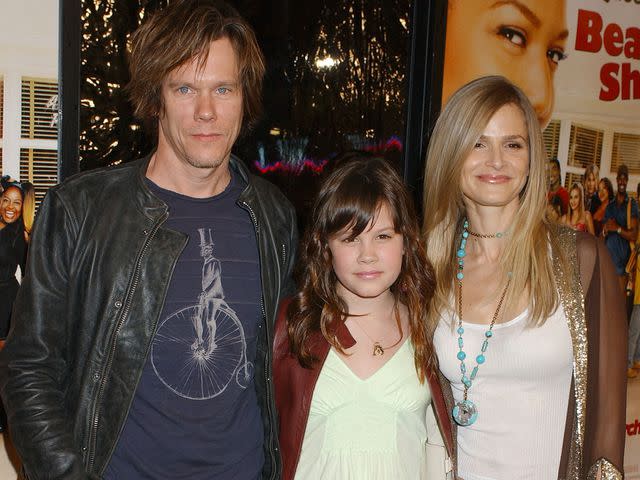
[273,300,454,480]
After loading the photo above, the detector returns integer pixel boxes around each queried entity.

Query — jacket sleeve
[0,190,88,479]
[272,298,296,480]
[282,204,298,298]
[578,235,626,478]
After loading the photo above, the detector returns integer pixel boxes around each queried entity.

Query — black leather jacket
[0,156,298,480]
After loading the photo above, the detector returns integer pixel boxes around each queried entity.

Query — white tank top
[434,303,573,480]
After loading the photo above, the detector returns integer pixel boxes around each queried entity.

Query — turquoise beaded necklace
[452,219,510,427]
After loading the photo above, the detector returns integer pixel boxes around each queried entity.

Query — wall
[0,0,59,178]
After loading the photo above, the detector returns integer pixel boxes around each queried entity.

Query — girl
[274,154,451,480]
[423,76,625,479]
[0,178,35,432]
[0,179,35,339]
[593,177,614,237]
[584,164,600,213]
[561,182,595,234]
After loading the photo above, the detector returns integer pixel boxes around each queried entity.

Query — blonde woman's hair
[21,182,36,240]
[584,164,600,185]
[422,75,567,326]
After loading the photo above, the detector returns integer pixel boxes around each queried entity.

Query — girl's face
[598,180,609,202]
[0,187,24,225]
[569,187,581,212]
[585,172,597,196]
[328,203,404,304]
[442,0,568,127]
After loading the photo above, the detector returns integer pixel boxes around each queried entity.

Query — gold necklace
[352,306,404,356]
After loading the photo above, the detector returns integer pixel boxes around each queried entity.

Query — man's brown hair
[127,0,265,134]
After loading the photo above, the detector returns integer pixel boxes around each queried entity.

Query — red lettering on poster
[626,27,640,59]
[576,9,640,101]
[627,418,640,436]
[622,63,640,99]
[600,63,640,101]
[575,9,602,52]
[604,23,624,56]
[600,63,620,100]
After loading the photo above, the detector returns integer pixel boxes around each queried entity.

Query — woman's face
[585,172,597,196]
[442,0,568,127]
[0,187,24,225]
[569,187,581,212]
[598,180,609,203]
[460,103,530,210]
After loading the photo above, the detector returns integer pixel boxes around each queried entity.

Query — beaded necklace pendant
[452,220,509,427]
[452,399,478,426]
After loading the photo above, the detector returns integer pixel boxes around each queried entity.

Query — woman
[584,164,601,214]
[274,155,452,480]
[442,0,568,127]
[561,182,595,235]
[423,76,625,479]
[0,180,34,339]
[593,178,614,237]
[0,179,34,432]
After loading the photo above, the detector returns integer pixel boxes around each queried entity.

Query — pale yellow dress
[294,341,432,479]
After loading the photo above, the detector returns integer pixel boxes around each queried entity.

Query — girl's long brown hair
[288,153,437,382]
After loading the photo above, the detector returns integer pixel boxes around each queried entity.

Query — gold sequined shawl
[436,227,626,479]
[555,227,626,480]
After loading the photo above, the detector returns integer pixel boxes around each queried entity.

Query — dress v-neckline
[330,339,410,382]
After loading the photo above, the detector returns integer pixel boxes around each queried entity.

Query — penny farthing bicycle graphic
[151,228,253,400]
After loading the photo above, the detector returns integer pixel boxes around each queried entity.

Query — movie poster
[440,0,639,476]
[441,0,639,182]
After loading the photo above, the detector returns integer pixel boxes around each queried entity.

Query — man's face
[617,173,628,195]
[156,37,243,174]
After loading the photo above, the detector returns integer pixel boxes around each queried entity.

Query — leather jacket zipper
[281,243,286,268]
[241,201,278,480]
[86,213,168,472]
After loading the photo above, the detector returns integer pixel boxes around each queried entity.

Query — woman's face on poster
[598,180,609,203]
[569,186,581,212]
[0,186,23,225]
[442,0,568,128]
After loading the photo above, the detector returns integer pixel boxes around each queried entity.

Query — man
[603,164,638,294]
[0,1,297,479]
[547,158,569,216]
[627,182,640,379]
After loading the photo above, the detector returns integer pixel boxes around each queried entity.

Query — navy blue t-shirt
[105,171,264,479]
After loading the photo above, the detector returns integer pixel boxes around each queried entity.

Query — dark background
[59,0,447,223]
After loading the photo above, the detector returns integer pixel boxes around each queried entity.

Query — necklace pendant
[452,399,478,426]
[372,342,385,356]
